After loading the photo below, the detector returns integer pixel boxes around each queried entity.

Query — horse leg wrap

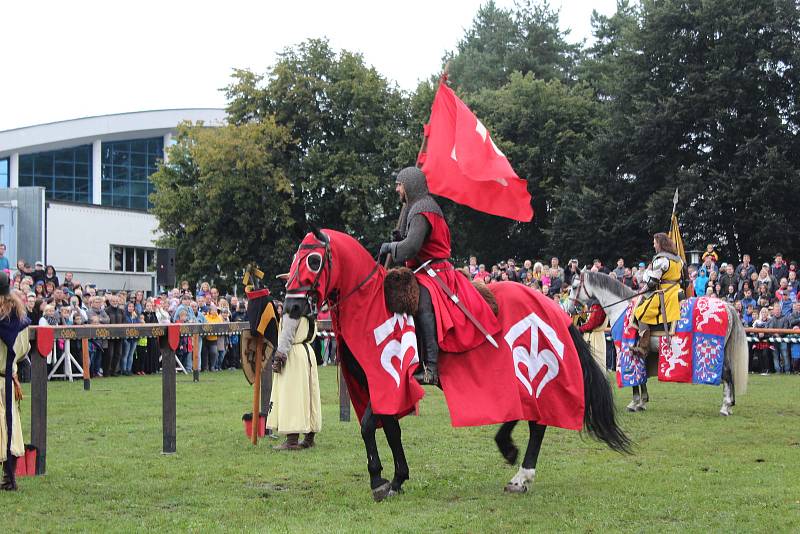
[720,382,733,416]
[505,467,535,494]
[626,387,641,412]
[637,384,649,410]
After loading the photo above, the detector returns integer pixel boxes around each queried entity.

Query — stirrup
[413,365,439,386]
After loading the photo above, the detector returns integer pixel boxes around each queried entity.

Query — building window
[110,246,155,273]
[18,146,92,202]
[101,137,163,210]
[0,159,8,188]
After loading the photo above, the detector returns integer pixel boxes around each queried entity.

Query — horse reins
[573,272,649,311]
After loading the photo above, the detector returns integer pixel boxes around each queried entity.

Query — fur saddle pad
[384,268,499,317]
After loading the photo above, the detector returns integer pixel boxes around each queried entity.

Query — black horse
[282,229,631,500]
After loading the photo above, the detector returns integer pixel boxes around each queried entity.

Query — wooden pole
[161,335,177,454]
[30,345,47,475]
[81,338,91,391]
[192,333,200,382]
[338,362,350,422]
[251,336,264,445]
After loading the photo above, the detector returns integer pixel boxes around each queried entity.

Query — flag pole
[671,187,679,217]
[415,61,450,169]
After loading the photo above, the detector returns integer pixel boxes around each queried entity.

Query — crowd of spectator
[7,238,799,380]
[463,245,800,375]
[8,253,256,380]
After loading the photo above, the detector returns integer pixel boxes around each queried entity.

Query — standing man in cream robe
[1,279,32,491]
[267,311,321,451]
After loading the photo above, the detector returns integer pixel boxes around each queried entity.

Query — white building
[0,109,226,291]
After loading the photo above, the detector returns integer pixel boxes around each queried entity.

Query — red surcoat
[406,212,500,353]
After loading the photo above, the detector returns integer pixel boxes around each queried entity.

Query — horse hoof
[626,405,637,413]
[719,409,731,417]
[504,482,528,494]
[372,482,392,502]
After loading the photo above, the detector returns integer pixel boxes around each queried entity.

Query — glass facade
[18,147,92,202]
[0,159,8,188]
[101,137,163,210]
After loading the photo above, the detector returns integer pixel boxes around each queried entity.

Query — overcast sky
[0,0,617,132]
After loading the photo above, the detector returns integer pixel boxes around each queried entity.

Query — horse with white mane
[568,271,748,415]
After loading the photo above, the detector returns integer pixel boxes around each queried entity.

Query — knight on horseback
[379,167,500,386]
[632,232,684,356]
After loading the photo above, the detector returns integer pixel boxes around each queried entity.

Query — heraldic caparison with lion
[379,166,501,386]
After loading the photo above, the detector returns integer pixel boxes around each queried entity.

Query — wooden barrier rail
[25,319,343,475]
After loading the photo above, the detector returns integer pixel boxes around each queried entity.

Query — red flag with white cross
[419,82,533,222]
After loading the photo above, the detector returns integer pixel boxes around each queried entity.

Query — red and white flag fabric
[438,282,584,430]
[419,82,534,222]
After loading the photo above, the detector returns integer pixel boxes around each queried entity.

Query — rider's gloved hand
[379,242,393,263]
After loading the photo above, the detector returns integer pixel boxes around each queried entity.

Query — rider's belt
[416,259,452,272]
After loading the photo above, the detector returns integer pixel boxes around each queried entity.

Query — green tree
[227,39,414,251]
[446,0,582,93]
[585,0,800,262]
[150,120,295,292]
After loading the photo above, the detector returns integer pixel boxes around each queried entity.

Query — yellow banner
[669,213,686,264]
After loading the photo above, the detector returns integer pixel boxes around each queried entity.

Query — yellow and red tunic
[634,253,683,326]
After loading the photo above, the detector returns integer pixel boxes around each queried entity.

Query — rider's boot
[412,287,440,386]
[413,309,439,386]
[634,325,651,358]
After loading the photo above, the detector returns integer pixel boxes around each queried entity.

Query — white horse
[568,271,748,416]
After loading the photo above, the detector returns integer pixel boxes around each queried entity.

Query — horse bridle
[285,241,332,302]
[573,271,649,311]
[569,271,592,310]
[285,235,379,312]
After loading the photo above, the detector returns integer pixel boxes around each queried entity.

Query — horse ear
[310,226,329,245]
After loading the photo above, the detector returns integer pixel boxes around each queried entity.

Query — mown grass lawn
[4,367,799,532]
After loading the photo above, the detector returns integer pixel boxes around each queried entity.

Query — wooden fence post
[192,333,200,382]
[161,334,177,454]
[30,344,48,475]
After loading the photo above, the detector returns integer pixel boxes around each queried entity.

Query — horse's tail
[569,324,632,454]
[726,306,749,396]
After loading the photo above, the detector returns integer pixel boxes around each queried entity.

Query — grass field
[4,367,799,533]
